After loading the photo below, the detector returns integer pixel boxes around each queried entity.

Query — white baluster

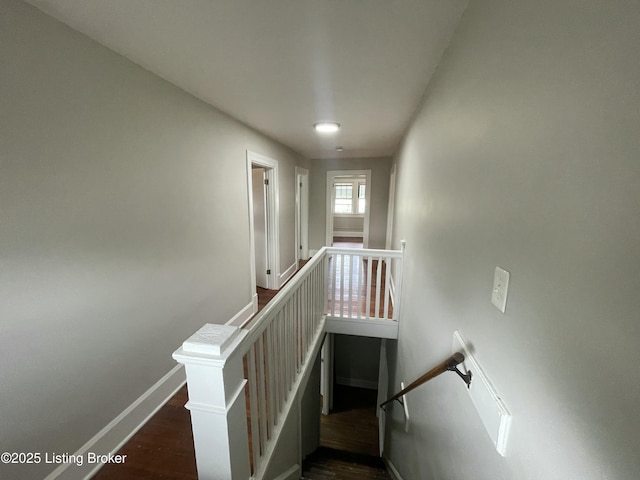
[383,257,391,319]
[375,256,383,318]
[366,256,373,319]
[246,347,260,470]
[348,253,354,318]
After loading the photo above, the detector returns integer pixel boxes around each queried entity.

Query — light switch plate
[491,266,510,313]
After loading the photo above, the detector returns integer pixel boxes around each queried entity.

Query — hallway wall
[387,0,640,479]
[0,0,307,478]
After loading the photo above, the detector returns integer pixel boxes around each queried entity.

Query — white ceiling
[25,0,467,159]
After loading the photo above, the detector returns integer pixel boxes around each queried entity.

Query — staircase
[302,447,390,480]
[302,384,390,480]
[174,246,405,479]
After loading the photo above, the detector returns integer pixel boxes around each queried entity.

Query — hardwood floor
[333,236,364,248]
[327,256,393,319]
[254,259,309,313]
[256,285,278,311]
[320,385,380,457]
[302,447,389,480]
[92,387,197,480]
[302,385,389,479]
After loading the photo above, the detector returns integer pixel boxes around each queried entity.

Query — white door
[296,167,309,260]
[252,167,268,288]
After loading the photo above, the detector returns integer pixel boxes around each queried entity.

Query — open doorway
[319,334,384,457]
[304,336,389,477]
[326,170,372,248]
[252,166,269,288]
[247,151,279,312]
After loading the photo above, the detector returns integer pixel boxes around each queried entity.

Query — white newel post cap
[182,324,242,356]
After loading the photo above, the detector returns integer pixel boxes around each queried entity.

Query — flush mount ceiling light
[313,122,340,133]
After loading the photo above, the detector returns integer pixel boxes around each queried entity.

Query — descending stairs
[302,446,390,480]
[302,379,388,479]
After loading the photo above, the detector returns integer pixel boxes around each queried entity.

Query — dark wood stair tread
[302,446,390,480]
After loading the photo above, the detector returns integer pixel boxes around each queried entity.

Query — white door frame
[247,151,280,303]
[377,339,388,455]
[295,166,309,261]
[320,333,334,415]
[385,164,397,250]
[325,170,372,247]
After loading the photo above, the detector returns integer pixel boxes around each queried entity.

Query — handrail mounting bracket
[448,364,472,388]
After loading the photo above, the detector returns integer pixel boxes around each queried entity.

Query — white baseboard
[44,365,186,480]
[336,376,378,390]
[333,231,364,238]
[383,457,405,480]
[278,262,298,288]
[272,464,300,480]
[226,298,257,327]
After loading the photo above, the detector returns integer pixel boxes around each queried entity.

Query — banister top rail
[237,246,329,350]
[380,352,472,409]
[242,245,403,327]
[325,246,404,258]
[238,244,406,356]
[242,246,327,324]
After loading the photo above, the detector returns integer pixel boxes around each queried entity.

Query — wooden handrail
[380,352,471,409]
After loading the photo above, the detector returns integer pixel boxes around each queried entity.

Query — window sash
[333,181,366,214]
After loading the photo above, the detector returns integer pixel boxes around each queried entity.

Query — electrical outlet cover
[491,267,510,313]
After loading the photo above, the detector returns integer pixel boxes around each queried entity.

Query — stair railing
[173,243,405,479]
[325,242,405,321]
[380,352,472,409]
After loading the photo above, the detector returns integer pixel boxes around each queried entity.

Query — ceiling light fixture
[314,122,340,133]
[335,146,344,152]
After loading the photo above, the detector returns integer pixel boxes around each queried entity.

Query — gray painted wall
[300,353,322,460]
[386,1,640,479]
[309,157,392,250]
[0,1,307,478]
[334,335,380,389]
[333,215,365,235]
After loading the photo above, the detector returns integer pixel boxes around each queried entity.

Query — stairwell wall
[386,0,640,479]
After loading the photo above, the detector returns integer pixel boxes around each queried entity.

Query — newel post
[173,324,250,480]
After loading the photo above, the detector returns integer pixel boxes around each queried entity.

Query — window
[333,181,366,214]
[357,184,366,214]
[334,183,353,213]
